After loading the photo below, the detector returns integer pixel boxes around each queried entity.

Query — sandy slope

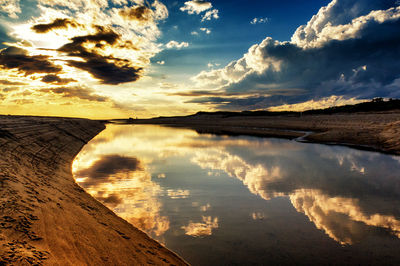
[0,116,187,265]
[133,111,400,154]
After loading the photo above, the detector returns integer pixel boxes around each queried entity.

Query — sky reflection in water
[72,124,400,265]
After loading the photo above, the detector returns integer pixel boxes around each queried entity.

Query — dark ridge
[109,98,400,123]
[189,98,400,118]
[304,98,400,114]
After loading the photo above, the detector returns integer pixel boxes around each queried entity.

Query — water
[72,124,400,265]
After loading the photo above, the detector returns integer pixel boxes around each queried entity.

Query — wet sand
[0,115,187,265]
[131,111,400,155]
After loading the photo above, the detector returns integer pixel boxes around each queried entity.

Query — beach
[0,115,187,265]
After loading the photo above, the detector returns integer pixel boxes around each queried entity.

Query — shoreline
[141,123,395,155]
[1,111,399,264]
[0,115,187,265]
[125,111,400,155]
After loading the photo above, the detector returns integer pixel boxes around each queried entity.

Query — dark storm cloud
[41,74,75,85]
[215,19,400,108]
[57,28,142,84]
[197,0,400,109]
[188,96,269,106]
[277,22,395,93]
[66,58,142,85]
[171,91,235,97]
[60,27,120,50]
[40,86,109,102]
[31,18,80,33]
[0,46,61,75]
[187,95,302,110]
[75,155,142,187]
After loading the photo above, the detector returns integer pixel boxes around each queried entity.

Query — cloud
[192,1,400,110]
[66,58,142,85]
[250,17,269,24]
[201,9,219,21]
[188,133,400,244]
[187,95,282,110]
[166,189,190,199]
[156,60,165,65]
[166,40,189,49]
[207,62,220,68]
[98,193,123,207]
[1,87,19,92]
[181,216,219,237]
[291,0,399,49]
[0,79,26,86]
[0,46,62,75]
[31,18,80,33]
[75,154,142,186]
[72,131,170,237]
[268,95,365,112]
[180,0,219,22]
[10,98,34,104]
[41,74,75,85]
[290,189,400,245]
[58,28,143,84]
[3,0,168,90]
[118,2,169,25]
[0,0,21,19]
[200,27,211,34]
[40,86,109,102]
[119,5,154,22]
[180,1,212,14]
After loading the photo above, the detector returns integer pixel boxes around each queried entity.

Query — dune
[0,115,187,265]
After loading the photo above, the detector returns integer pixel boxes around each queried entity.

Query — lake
[72,124,400,265]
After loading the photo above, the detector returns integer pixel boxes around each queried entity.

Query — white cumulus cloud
[166,40,189,49]
[200,27,211,34]
[0,0,21,18]
[201,8,219,21]
[180,0,212,14]
[190,0,400,111]
[180,0,219,22]
[250,17,269,24]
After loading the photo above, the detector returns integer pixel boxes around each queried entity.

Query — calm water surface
[72,124,400,265]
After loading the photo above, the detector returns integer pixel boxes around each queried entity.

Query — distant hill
[190,98,400,118]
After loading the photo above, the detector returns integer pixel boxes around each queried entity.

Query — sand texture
[0,115,187,265]
[133,111,400,154]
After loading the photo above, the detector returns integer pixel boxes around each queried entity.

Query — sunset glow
[1,1,399,118]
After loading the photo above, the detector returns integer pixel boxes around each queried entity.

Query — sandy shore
[0,115,187,265]
[131,111,400,155]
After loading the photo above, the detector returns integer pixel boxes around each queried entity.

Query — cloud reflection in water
[73,124,400,245]
[181,216,219,237]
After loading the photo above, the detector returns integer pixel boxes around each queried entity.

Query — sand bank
[0,115,187,265]
[131,111,400,155]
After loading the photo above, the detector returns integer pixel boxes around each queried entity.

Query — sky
[0,0,399,118]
